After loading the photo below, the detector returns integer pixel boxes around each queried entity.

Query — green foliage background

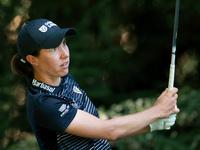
[0,0,200,149]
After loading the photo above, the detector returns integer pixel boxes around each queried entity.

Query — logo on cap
[38,21,57,33]
[39,25,48,32]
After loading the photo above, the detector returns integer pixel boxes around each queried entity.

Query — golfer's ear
[26,55,38,65]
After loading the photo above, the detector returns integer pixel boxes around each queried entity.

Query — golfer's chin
[60,68,69,77]
[62,68,69,77]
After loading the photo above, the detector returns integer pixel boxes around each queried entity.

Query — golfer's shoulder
[65,73,76,82]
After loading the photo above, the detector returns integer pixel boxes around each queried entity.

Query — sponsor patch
[58,104,66,112]
[60,105,70,117]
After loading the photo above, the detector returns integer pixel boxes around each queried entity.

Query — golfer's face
[36,38,70,78]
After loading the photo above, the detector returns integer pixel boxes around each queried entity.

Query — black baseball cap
[17,19,77,63]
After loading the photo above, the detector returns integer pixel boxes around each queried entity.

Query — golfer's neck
[33,73,62,86]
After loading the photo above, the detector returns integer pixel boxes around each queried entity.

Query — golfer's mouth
[61,61,69,68]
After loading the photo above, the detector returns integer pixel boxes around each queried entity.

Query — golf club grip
[165,64,176,130]
[168,64,175,92]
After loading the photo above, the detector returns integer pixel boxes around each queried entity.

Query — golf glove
[150,114,177,132]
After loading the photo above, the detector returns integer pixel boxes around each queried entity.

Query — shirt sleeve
[34,95,77,132]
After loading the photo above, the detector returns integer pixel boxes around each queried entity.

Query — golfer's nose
[60,45,69,59]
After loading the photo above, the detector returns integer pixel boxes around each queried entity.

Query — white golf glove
[164,104,178,130]
[150,114,177,132]
[164,114,177,129]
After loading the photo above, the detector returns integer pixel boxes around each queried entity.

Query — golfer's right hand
[154,88,180,119]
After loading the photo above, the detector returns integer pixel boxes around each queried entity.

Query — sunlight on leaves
[0,0,11,6]
[120,24,138,54]
[176,52,199,84]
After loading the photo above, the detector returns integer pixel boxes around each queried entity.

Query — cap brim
[40,28,77,49]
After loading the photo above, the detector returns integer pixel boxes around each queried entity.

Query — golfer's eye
[51,48,58,51]
[62,38,67,46]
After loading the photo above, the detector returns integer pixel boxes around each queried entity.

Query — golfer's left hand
[150,114,177,132]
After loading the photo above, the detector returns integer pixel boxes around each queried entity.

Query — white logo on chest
[73,86,82,94]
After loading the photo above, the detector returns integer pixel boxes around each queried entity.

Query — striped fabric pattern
[43,75,111,150]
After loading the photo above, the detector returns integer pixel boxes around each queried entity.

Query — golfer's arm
[65,107,159,141]
[132,125,150,136]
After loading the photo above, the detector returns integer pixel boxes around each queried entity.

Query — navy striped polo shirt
[26,73,111,150]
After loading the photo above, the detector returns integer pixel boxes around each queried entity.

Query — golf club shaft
[168,0,180,92]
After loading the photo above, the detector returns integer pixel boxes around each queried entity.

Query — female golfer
[11,19,179,150]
